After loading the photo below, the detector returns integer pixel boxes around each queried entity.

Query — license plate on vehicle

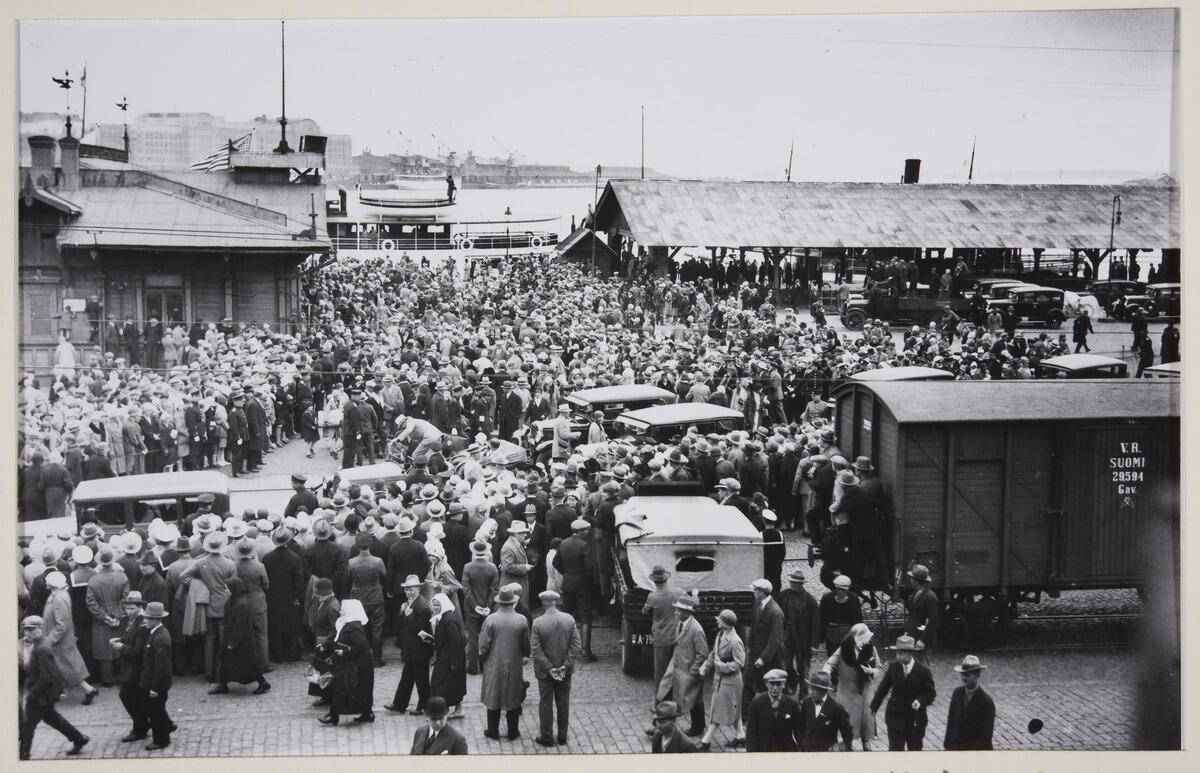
[627,633,651,646]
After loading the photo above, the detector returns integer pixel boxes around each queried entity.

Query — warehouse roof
[852,379,1179,423]
[594,179,1179,250]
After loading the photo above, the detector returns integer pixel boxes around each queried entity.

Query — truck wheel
[843,309,867,330]
[620,616,639,675]
[1045,310,1065,328]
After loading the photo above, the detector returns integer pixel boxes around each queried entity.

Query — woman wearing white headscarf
[425,540,462,597]
[320,599,374,726]
[823,622,878,750]
[428,592,467,717]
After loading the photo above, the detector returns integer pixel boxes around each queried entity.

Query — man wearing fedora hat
[943,655,995,750]
[869,635,936,750]
[499,518,535,603]
[649,700,702,753]
[180,532,237,683]
[797,670,854,751]
[478,585,531,740]
[905,564,940,664]
[641,565,679,693]
[386,575,433,715]
[139,601,174,751]
[264,527,305,663]
[661,594,709,738]
[844,455,892,587]
[111,591,152,741]
[778,569,821,696]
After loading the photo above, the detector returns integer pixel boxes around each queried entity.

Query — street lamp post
[1109,194,1123,277]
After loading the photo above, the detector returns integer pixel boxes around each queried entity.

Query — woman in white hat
[68,545,97,682]
[320,599,375,726]
[42,571,100,704]
[823,622,879,750]
[428,591,467,718]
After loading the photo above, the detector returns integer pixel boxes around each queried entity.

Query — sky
[18,10,1178,183]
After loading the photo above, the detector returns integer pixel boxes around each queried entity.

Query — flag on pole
[189,132,253,172]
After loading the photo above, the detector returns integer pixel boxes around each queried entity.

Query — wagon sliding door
[1056,424,1174,587]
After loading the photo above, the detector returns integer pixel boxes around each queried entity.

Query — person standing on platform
[904,564,940,665]
[478,585,531,741]
[386,574,433,715]
[642,565,679,697]
[530,589,582,747]
[943,655,995,750]
[140,602,175,751]
[869,635,936,751]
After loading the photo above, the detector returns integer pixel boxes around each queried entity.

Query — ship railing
[330,231,559,252]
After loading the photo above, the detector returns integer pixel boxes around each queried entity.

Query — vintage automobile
[840,286,972,330]
[68,471,231,538]
[613,492,762,674]
[613,403,745,443]
[968,277,1027,299]
[1121,282,1181,319]
[987,285,1068,328]
[1143,361,1182,379]
[1035,353,1129,379]
[1087,279,1146,313]
[534,384,676,445]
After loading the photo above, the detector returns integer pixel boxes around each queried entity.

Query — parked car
[1143,361,1181,379]
[1035,353,1129,379]
[988,285,1068,328]
[613,493,762,674]
[534,384,676,444]
[840,286,972,330]
[967,277,1026,299]
[614,403,745,442]
[68,471,230,539]
[1122,282,1181,319]
[1087,279,1146,313]
[849,366,955,382]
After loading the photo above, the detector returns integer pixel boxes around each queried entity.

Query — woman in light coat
[42,571,100,704]
[823,621,878,750]
[698,609,746,750]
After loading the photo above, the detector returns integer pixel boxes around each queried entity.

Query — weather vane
[51,70,74,136]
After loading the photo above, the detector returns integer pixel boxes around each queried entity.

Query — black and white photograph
[12,5,1183,760]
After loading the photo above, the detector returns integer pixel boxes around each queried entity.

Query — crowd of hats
[20,250,1079,481]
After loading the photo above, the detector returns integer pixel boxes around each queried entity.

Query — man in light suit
[410,696,468,755]
[498,520,534,602]
[742,578,786,720]
[530,590,582,747]
[661,595,709,737]
[869,635,937,750]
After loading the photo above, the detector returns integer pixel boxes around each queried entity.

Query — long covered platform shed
[591,178,1180,300]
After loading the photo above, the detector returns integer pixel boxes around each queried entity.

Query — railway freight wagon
[831,379,1179,648]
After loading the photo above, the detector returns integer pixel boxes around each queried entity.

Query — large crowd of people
[19,250,1166,757]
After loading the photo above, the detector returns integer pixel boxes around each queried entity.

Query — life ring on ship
[529,236,544,249]
[381,240,395,251]
[460,238,474,250]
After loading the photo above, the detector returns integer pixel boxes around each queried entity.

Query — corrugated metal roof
[28,187,82,215]
[56,185,328,251]
[852,380,1179,423]
[597,180,1179,250]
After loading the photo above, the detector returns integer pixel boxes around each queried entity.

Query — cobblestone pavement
[26,437,1142,758]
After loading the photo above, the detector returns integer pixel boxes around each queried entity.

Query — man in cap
[341,386,366,468]
[552,518,598,662]
[530,589,583,746]
[649,701,701,753]
[869,635,936,750]
[263,527,305,663]
[905,564,940,664]
[745,668,803,752]
[778,569,821,696]
[797,671,854,751]
[348,532,388,667]
[943,655,994,750]
[461,541,500,676]
[386,575,433,715]
[410,696,469,755]
[641,566,679,693]
[284,472,319,519]
[478,585,531,740]
[819,574,864,658]
[139,602,174,751]
[111,591,152,741]
[743,578,786,720]
[662,594,709,738]
[19,615,90,760]
[227,388,249,476]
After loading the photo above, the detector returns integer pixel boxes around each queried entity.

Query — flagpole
[81,65,87,138]
[274,20,292,153]
[968,135,976,182]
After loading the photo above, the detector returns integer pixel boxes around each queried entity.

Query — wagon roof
[848,379,1179,423]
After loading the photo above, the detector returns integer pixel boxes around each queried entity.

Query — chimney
[338,187,347,214]
[902,158,921,184]
[59,136,81,191]
[28,135,56,188]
